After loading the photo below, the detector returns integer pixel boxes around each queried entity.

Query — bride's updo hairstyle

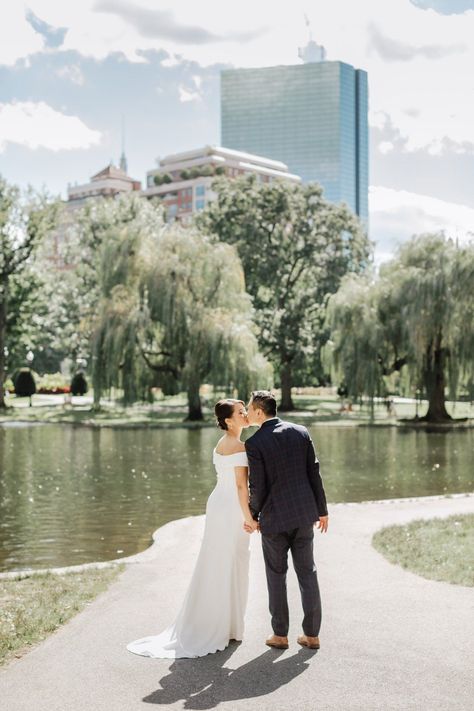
[214,399,244,430]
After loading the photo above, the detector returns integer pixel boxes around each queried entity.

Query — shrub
[153,173,173,186]
[215,166,226,176]
[200,165,214,177]
[14,368,36,404]
[70,372,88,396]
[337,383,348,399]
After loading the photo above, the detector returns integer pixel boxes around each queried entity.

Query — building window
[196,199,205,210]
[195,185,205,196]
[147,175,154,187]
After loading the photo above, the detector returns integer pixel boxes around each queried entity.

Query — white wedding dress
[126,449,250,658]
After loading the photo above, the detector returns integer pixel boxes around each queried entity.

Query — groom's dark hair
[250,390,277,417]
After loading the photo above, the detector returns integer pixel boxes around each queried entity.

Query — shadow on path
[143,643,317,709]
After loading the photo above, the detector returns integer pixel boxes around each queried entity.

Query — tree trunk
[0,280,7,409]
[92,356,102,412]
[421,337,451,422]
[280,360,295,411]
[186,377,203,421]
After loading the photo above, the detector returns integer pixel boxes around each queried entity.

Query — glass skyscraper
[221,60,368,227]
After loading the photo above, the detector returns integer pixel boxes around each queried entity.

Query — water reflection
[0,423,472,572]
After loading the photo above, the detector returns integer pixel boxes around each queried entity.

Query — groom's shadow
[143,643,317,709]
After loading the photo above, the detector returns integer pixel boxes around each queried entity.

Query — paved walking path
[1,494,473,711]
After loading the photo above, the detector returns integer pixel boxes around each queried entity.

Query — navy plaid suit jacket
[245,418,328,534]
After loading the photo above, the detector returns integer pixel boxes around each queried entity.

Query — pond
[0,423,473,572]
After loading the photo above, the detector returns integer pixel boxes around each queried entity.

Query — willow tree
[326,233,474,422]
[92,215,270,419]
[60,192,163,366]
[198,174,372,410]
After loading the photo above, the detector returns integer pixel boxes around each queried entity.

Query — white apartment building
[142,145,301,222]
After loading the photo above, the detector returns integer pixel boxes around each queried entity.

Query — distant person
[245,390,328,651]
[384,397,396,417]
[339,398,353,414]
[126,398,253,658]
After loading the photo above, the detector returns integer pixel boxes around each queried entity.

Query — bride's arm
[235,466,256,530]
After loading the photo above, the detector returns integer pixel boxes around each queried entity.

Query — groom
[244,390,328,650]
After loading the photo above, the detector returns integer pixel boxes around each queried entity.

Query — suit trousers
[261,525,322,637]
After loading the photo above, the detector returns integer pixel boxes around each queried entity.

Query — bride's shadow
[143,643,316,709]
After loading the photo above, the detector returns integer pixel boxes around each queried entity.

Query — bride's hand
[243,519,258,533]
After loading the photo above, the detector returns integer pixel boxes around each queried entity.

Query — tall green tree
[92,210,270,419]
[0,176,58,407]
[326,233,474,422]
[198,175,372,409]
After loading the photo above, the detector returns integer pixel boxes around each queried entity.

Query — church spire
[119,114,128,173]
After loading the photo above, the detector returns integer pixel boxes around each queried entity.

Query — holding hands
[244,519,259,534]
[244,517,328,534]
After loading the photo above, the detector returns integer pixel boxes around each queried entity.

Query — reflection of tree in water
[143,645,316,709]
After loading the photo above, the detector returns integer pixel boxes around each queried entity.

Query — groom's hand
[244,520,258,534]
[316,516,329,533]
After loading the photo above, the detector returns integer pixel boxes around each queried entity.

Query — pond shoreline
[1,414,473,430]
[1,491,472,581]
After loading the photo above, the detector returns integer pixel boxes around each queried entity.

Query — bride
[126,398,257,659]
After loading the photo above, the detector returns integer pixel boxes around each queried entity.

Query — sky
[1,0,473,263]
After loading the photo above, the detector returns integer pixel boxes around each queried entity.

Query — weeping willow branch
[138,344,179,378]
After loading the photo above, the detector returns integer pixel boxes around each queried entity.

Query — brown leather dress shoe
[265,634,289,649]
[297,635,320,649]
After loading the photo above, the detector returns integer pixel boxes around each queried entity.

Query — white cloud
[378,141,394,154]
[370,185,474,263]
[178,74,203,102]
[160,54,183,67]
[369,109,389,130]
[56,63,85,85]
[178,85,201,103]
[0,101,102,152]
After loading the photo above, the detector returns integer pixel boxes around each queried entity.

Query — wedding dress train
[126,449,250,658]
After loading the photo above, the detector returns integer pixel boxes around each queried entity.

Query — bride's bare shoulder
[214,435,246,455]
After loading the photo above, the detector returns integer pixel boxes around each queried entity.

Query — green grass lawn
[0,565,124,667]
[1,390,472,427]
[372,513,474,586]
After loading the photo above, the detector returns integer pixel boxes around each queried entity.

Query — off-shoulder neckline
[213,447,247,457]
